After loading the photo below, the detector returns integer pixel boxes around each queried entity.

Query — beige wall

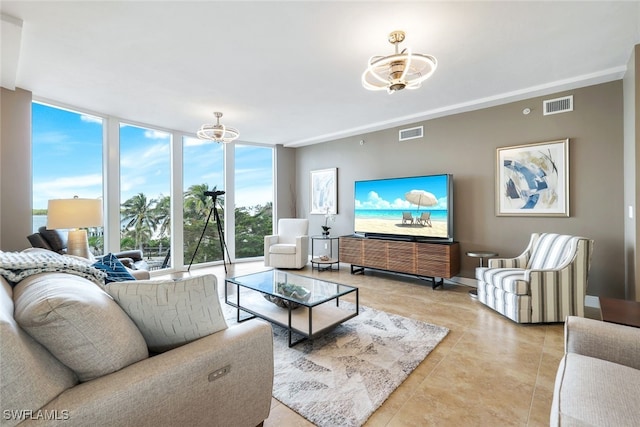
[274,144,296,221]
[623,45,640,301]
[0,87,32,251]
[296,81,625,298]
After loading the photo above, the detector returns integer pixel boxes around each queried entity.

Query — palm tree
[184,183,215,221]
[154,195,171,238]
[121,193,157,250]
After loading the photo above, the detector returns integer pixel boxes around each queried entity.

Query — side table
[466,251,498,299]
[599,297,640,328]
[311,235,340,271]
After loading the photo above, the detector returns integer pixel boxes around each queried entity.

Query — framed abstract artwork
[310,168,337,214]
[496,139,569,217]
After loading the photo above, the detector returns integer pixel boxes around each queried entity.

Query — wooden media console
[339,236,460,289]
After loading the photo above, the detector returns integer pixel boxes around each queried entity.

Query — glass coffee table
[225,270,359,347]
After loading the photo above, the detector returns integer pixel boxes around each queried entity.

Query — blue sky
[354,174,449,210]
[32,102,273,210]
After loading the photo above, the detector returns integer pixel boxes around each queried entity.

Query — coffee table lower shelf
[226,293,358,347]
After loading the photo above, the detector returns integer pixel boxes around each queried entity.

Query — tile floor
[163,261,592,427]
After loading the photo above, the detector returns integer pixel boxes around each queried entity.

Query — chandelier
[362,30,437,94]
[197,112,239,143]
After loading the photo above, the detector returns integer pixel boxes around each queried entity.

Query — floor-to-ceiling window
[31,102,104,255]
[119,123,171,269]
[234,144,273,259]
[32,101,274,270]
[182,136,225,266]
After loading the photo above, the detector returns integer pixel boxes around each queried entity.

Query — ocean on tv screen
[353,174,452,240]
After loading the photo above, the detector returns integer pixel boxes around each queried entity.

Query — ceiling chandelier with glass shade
[362,30,437,94]
[197,112,239,143]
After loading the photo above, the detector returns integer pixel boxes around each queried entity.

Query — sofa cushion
[13,273,148,382]
[1,277,78,425]
[476,267,529,294]
[551,353,640,426]
[269,243,297,255]
[105,274,228,353]
[92,253,136,283]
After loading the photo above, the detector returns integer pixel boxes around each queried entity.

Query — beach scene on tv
[354,174,450,239]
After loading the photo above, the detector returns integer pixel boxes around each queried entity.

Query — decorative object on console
[46,196,103,259]
[310,168,337,214]
[496,138,569,217]
[196,111,239,143]
[362,30,437,94]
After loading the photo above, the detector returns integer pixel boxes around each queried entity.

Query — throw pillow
[105,274,228,353]
[13,272,149,382]
[38,227,68,253]
[92,253,136,283]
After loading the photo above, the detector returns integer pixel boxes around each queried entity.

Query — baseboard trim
[448,276,478,288]
[585,295,599,309]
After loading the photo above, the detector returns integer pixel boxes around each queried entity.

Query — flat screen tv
[354,173,453,242]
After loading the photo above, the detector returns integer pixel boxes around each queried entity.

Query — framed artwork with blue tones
[310,168,337,215]
[496,139,569,217]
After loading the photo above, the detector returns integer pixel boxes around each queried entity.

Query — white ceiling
[1,1,639,147]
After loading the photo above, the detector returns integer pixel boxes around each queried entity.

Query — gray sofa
[551,316,640,426]
[1,268,274,427]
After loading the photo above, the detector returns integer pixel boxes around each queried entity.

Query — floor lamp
[47,197,103,259]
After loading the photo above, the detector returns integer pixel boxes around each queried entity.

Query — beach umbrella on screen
[405,190,437,212]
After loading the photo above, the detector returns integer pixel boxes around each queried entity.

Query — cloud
[235,185,273,208]
[33,174,103,208]
[355,191,392,209]
[144,129,170,140]
[356,192,442,210]
[33,131,69,145]
[80,114,102,124]
[184,137,214,147]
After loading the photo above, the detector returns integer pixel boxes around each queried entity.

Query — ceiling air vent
[399,125,423,142]
[543,95,573,116]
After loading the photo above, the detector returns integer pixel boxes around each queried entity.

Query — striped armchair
[475,233,594,323]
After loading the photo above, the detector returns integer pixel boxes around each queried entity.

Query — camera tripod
[188,191,231,273]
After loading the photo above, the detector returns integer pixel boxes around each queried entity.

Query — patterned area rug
[224,301,449,427]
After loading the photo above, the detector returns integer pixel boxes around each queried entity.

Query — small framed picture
[310,168,337,214]
[496,139,569,217]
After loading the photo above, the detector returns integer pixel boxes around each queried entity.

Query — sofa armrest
[565,316,640,370]
[487,253,529,268]
[39,320,274,427]
[264,235,278,245]
[127,268,150,280]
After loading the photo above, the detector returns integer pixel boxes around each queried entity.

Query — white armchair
[264,219,309,269]
[475,233,594,323]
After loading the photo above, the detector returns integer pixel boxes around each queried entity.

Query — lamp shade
[47,198,103,229]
